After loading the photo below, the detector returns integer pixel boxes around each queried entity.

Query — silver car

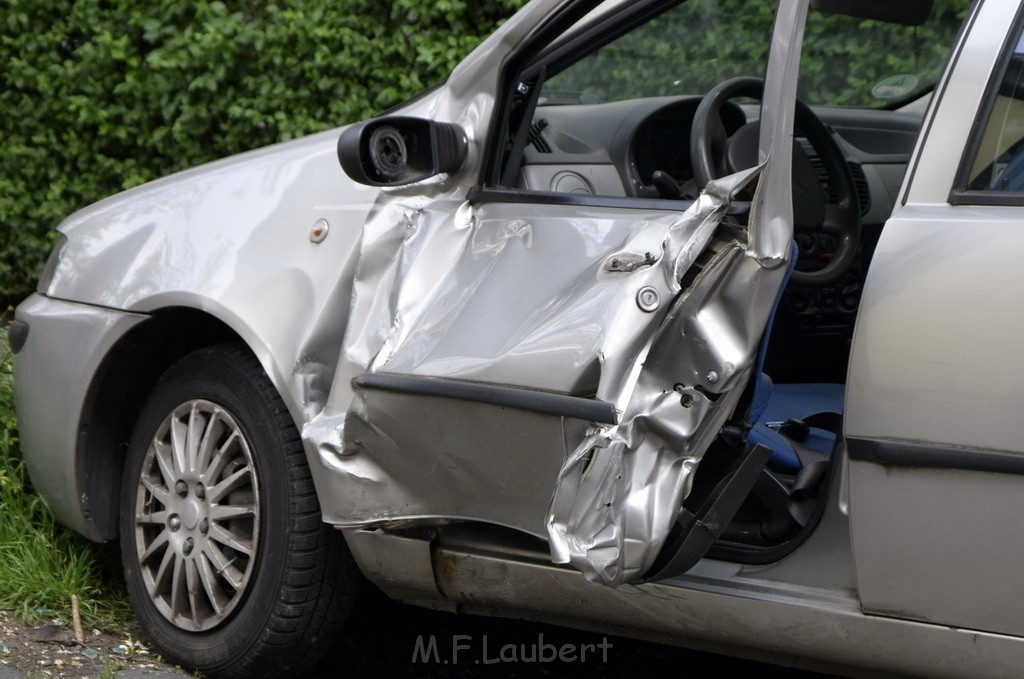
[13,0,1024,676]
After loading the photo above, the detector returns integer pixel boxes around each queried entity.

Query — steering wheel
[690,76,860,285]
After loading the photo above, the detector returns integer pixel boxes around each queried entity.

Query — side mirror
[810,0,933,26]
[337,116,468,187]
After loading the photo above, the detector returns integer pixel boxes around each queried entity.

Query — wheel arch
[77,306,277,541]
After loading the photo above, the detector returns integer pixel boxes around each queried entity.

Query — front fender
[46,127,380,422]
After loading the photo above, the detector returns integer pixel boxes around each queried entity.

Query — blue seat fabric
[743,242,844,472]
[746,376,844,472]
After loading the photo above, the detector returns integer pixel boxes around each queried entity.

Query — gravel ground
[0,593,839,679]
[0,611,185,678]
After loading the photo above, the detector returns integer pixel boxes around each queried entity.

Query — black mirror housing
[337,117,468,187]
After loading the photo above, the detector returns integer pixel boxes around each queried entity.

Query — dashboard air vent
[797,137,870,217]
[849,163,871,217]
[529,121,552,153]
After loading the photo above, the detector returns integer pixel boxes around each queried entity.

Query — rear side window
[955,21,1024,202]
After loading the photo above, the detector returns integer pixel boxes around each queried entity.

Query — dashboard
[519,95,920,213]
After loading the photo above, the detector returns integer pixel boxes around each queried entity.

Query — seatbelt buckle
[771,418,810,442]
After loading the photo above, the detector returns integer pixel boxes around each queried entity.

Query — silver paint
[545,173,767,585]
[344,447,1019,679]
[430,542,1024,679]
[747,0,807,268]
[13,294,147,537]
[41,126,380,427]
[25,0,582,531]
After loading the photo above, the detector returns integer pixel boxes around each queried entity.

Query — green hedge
[0,0,969,309]
[0,0,525,308]
[550,0,968,107]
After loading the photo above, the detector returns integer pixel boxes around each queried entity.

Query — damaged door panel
[303,173,789,585]
[304,183,755,529]
[304,0,805,586]
[549,0,807,585]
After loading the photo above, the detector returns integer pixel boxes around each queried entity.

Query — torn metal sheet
[546,200,790,586]
[546,0,806,585]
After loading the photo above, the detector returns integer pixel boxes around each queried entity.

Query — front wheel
[120,345,357,678]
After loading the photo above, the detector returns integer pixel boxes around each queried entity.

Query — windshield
[542,0,970,108]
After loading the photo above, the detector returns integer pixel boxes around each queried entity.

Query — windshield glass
[542,0,970,108]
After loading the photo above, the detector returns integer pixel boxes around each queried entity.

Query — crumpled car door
[305,0,807,587]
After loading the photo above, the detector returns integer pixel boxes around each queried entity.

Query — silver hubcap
[133,400,260,631]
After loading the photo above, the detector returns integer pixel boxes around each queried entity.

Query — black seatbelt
[776,412,842,526]
[641,444,773,583]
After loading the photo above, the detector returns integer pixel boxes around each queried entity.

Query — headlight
[36,233,68,295]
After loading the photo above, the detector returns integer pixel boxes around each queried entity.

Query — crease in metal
[749,0,807,266]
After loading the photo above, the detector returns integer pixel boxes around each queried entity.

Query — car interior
[488,0,970,573]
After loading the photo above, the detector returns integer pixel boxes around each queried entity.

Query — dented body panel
[42,127,378,425]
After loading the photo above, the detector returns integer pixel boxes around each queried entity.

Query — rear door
[845,0,1024,636]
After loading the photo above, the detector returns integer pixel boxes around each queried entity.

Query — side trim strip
[468,186,752,215]
[353,373,619,425]
[847,437,1024,476]
[468,186,696,211]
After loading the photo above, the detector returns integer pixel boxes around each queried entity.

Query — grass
[96,660,128,679]
[0,311,132,630]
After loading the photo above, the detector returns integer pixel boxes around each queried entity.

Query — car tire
[120,344,357,678]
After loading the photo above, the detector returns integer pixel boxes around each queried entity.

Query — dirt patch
[0,611,185,678]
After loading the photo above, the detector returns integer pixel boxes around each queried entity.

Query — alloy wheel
[132,399,260,631]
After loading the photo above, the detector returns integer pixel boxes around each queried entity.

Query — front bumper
[13,294,146,540]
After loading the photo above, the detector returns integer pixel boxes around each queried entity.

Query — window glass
[508,0,968,198]
[544,0,967,108]
[542,1,773,106]
[967,32,1024,192]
